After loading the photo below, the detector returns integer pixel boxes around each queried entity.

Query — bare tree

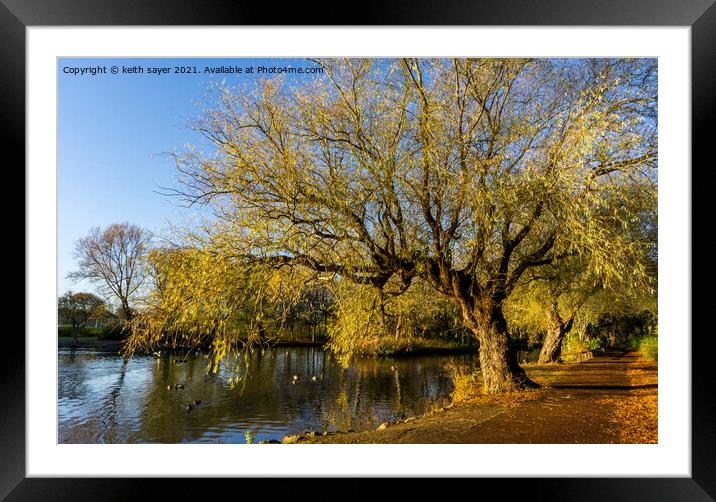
[68,222,150,320]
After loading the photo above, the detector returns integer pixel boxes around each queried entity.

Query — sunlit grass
[447,361,546,405]
[329,336,472,361]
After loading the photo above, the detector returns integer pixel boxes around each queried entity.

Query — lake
[58,346,476,443]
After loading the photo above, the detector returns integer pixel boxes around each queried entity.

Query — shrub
[588,336,608,351]
[58,326,103,338]
[638,336,658,361]
[564,332,589,353]
[58,324,129,340]
[627,334,641,349]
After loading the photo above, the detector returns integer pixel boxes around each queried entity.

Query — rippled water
[58,347,476,443]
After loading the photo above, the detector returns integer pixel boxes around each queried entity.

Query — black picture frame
[4,0,714,499]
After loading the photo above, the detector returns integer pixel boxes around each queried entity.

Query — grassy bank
[57,333,472,356]
[329,337,475,359]
[58,337,124,350]
[58,325,128,340]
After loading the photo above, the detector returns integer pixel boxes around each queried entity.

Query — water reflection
[59,347,473,443]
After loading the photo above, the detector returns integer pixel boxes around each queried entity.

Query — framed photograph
[6,0,714,498]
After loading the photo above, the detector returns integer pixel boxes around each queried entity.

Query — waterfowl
[311,376,318,382]
[390,366,397,371]
[152,351,161,357]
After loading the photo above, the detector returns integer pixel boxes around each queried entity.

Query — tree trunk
[257,323,266,343]
[538,325,563,364]
[538,306,574,364]
[120,301,133,322]
[468,305,538,393]
[71,322,79,348]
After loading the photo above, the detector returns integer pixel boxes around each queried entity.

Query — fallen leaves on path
[600,354,658,444]
[456,388,547,407]
[601,391,658,444]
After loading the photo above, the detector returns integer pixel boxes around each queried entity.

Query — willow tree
[125,244,310,371]
[507,177,657,364]
[167,58,656,393]
[325,276,465,365]
[504,256,596,363]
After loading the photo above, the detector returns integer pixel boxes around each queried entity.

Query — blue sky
[58,57,325,298]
